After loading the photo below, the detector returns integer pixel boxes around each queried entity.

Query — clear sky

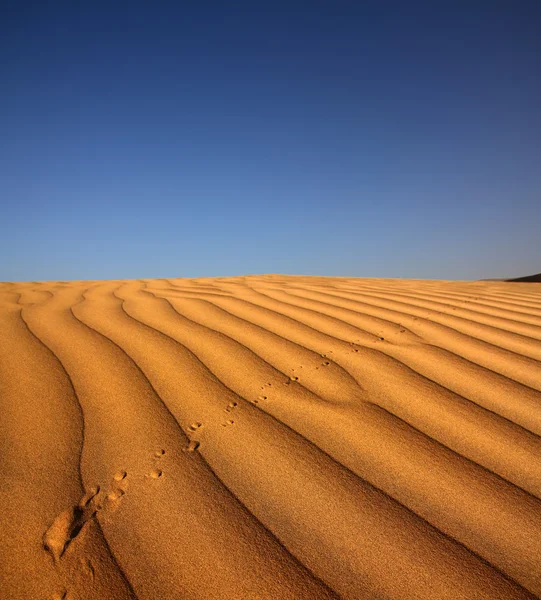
[2,1,540,281]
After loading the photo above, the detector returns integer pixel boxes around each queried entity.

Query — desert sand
[1,275,540,599]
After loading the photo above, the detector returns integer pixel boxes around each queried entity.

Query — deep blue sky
[2,1,540,281]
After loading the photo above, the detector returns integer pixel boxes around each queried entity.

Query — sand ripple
[1,276,540,599]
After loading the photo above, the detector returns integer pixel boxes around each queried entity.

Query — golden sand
[1,275,540,599]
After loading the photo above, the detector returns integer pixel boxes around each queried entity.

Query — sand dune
[1,276,540,599]
[508,273,541,283]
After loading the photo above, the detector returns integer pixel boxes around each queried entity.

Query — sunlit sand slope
[1,275,540,599]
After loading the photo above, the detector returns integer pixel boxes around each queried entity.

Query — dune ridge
[1,275,540,599]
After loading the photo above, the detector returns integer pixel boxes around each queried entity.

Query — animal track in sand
[225,401,237,413]
[113,471,127,482]
[185,440,200,452]
[43,481,128,563]
[43,487,101,562]
[149,469,163,479]
[221,420,235,427]
[155,449,166,457]
[108,489,125,501]
[289,367,299,381]
[188,422,202,432]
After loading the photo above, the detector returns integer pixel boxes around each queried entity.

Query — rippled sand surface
[1,275,540,599]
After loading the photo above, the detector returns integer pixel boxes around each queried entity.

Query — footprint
[185,440,200,452]
[188,422,202,432]
[43,485,106,562]
[258,395,267,401]
[225,402,237,413]
[107,489,125,501]
[221,420,234,427]
[290,376,299,381]
[43,508,88,562]
[322,361,330,366]
[155,449,166,457]
[149,469,163,479]
[113,471,127,482]
[52,591,67,600]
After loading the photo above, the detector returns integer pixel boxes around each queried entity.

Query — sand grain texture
[1,275,540,599]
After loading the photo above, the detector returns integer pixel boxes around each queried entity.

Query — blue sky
[2,1,540,281]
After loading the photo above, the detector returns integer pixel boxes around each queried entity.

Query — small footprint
[188,422,202,432]
[221,420,234,427]
[113,471,127,482]
[225,402,237,413]
[149,469,163,479]
[155,449,166,457]
[322,361,330,366]
[185,440,200,452]
[107,489,125,501]
[52,591,67,600]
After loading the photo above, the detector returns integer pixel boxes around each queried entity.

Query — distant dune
[1,275,540,599]
[507,273,541,282]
